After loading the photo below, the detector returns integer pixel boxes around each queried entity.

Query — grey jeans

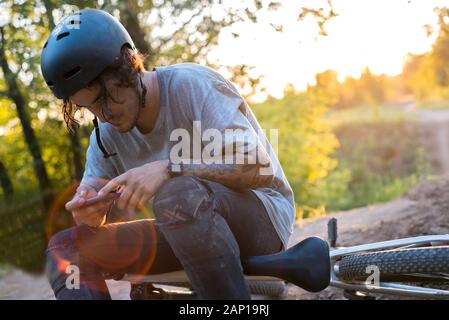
[46,176,283,300]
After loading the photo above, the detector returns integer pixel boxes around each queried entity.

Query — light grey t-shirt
[81,63,295,249]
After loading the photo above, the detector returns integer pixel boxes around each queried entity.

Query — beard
[115,103,140,133]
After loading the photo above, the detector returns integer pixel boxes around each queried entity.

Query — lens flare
[46,179,159,281]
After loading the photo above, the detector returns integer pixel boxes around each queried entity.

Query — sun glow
[208,0,449,102]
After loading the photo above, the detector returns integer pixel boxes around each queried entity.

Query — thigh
[58,219,183,275]
[199,179,283,258]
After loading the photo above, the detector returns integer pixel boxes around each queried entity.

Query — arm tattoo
[181,161,274,189]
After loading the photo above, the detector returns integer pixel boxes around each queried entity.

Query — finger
[98,178,124,197]
[116,186,133,210]
[72,210,103,227]
[126,190,143,212]
[67,185,99,211]
[72,212,80,225]
[72,203,109,225]
[138,194,152,211]
[76,184,98,196]
[65,196,86,211]
[82,202,110,215]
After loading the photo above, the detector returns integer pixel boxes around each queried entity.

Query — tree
[0,158,13,198]
[402,7,449,102]
[314,69,339,106]
[0,24,53,210]
[253,84,340,218]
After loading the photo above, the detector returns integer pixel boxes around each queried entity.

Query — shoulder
[162,63,242,102]
[160,63,230,91]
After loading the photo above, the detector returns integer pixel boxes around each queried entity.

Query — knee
[47,228,77,259]
[46,225,92,274]
[153,176,212,227]
[46,227,80,289]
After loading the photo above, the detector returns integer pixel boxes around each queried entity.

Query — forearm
[180,162,274,189]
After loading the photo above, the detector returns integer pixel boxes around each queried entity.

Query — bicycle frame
[330,235,449,299]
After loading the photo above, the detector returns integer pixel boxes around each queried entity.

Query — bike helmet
[41,8,140,159]
[41,8,136,100]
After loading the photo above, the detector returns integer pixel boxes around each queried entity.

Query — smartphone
[79,192,120,208]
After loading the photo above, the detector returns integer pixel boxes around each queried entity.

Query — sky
[207,0,449,101]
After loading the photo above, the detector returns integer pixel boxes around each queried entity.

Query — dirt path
[1,177,448,300]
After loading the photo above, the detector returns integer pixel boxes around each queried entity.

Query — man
[41,8,295,300]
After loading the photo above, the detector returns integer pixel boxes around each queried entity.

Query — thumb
[77,184,97,197]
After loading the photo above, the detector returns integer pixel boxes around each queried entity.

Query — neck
[136,70,160,134]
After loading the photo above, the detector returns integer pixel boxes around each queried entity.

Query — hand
[98,159,170,213]
[65,184,114,227]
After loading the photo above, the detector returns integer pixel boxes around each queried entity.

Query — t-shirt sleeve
[200,77,262,156]
[170,67,252,133]
[170,67,267,163]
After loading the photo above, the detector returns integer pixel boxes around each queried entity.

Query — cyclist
[41,8,295,300]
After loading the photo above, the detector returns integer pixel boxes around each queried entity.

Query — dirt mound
[401,176,449,236]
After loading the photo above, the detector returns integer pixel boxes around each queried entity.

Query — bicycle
[327,218,449,299]
[120,218,449,300]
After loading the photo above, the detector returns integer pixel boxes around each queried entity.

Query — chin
[117,123,135,133]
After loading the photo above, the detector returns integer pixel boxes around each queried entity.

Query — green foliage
[254,93,432,219]
[313,67,403,109]
[253,87,340,218]
[330,123,431,211]
[402,7,449,102]
[0,190,47,272]
[325,103,414,127]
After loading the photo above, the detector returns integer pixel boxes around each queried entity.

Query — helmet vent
[63,66,81,79]
[56,32,70,41]
[43,41,48,48]
[69,19,81,26]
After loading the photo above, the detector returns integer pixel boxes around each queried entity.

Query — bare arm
[179,141,275,189]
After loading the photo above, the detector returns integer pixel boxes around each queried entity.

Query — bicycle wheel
[152,279,286,298]
[247,280,286,298]
[338,246,449,282]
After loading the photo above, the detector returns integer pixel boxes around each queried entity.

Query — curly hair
[62,46,146,132]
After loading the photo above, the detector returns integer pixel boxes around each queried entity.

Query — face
[70,78,141,133]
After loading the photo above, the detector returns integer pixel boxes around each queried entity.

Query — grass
[325,103,416,127]
[324,118,433,213]
[417,99,449,110]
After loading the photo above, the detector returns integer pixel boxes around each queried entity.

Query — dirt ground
[1,176,448,300]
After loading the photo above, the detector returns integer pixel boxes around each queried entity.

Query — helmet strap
[139,74,147,109]
[93,117,117,159]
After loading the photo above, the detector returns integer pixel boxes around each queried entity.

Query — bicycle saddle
[242,236,331,292]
